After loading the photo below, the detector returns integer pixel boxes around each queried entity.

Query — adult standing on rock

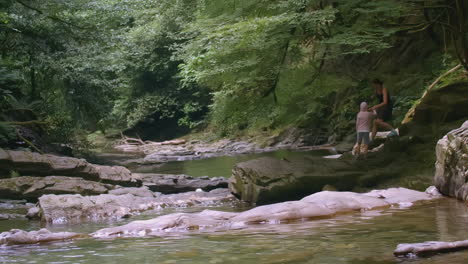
[369,79,398,139]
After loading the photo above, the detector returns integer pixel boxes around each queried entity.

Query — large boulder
[92,187,439,238]
[434,121,468,200]
[134,173,228,193]
[0,176,114,201]
[229,156,362,205]
[37,188,236,224]
[0,148,139,186]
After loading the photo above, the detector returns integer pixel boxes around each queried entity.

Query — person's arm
[370,87,389,110]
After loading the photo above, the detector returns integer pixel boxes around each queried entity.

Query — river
[1,151,467,263]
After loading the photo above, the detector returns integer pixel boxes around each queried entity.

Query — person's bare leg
[379,120,394,131]
[372,119,379,140]
[354,143,361,156]
[362,144,368,155]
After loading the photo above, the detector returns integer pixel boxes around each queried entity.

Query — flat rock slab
[92,187,440,238]
[38,188,236,224]
[134,173,228,194]
[0,228,82,246]
[394,240,468,257]
[0,176,115,201]
[0,148,139,186]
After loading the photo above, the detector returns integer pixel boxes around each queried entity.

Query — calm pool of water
[1,199,467,264]
[145,149,332,177]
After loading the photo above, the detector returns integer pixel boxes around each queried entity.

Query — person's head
[372,78,384,91]
[360,102,368,112]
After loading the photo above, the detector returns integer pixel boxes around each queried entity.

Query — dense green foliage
[0,0,466,144]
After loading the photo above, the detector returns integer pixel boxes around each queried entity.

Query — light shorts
[357,132,370,145]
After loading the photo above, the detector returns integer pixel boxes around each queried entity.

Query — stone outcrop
[229,156,362,204]
[134,173,228,193]
[434,121,468,200]
[92,187,439,238]
[0,229,82,246]
[394,240,468,257]
[0,176,114,201]
[0,148,139,186]
[37,188,236,224]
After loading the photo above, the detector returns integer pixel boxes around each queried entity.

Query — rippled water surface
[1,198,468,264]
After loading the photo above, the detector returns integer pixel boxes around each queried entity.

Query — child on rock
[354,102,375,157]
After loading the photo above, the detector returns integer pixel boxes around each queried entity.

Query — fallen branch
[116,132,185,146]
[118,132,155,146]
[394,239,468,257]
[427,63,462,91]
[401,63,462,125]
[16,130,43,154]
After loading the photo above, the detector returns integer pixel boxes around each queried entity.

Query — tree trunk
[29,52,37,102]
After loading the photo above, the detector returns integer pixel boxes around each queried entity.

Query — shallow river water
[145,149,332,177]
[1,198,468,264]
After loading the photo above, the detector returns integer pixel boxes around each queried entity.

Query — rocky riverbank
[111,129,334,167]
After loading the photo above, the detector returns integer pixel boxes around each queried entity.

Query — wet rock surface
[37,188,237,224]
[134,173,228,193]
[434,121,468,201]
[92,187,440,238]
[0,176,115,201]
[0,228,82,246]
[0,148,139,186]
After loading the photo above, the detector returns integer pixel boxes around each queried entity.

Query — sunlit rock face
[434,121,468,201]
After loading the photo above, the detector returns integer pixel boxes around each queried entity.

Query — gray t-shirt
[356,111,375,132]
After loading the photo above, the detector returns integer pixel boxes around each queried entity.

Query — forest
[1,0,465,148]
[0,1,467,263]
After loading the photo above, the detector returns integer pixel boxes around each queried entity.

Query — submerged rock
[394,239,468,257]
[0,228,82,246]
[37,188,236,224]
[0,176,115,201]
[134,173,228,194]
[434,121,468,201]
[92,187,440,238]
[0,213,25,220]
[0,148,139,186]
